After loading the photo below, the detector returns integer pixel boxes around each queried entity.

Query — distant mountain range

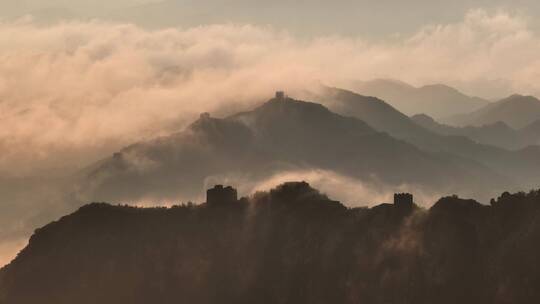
[80,95,501,204]
[522,119,540,142]
[307,87,540,189]
[444,94,540,129]
[75,89,540,207]
[352,79,489,119]
[2,183,540,303]
[2,85,540,276]
[412,113,540,150]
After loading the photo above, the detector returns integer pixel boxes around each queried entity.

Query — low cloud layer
[249,170,444,208]
[2,9,540,266]
[1,9,540,176]
[125,168,442,208]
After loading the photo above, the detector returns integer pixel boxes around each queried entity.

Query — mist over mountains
[79,92,512,207]
[49,88,540,209]
[0,85,539,302]
[2,82,540,268]
[412,113,540,150]
[3,4,540,302]
[310,87,540,187]
[76,86,540,210]
[352,79,489,119]
[3,10,540,178]
[445,94,540,129]
[2,182,540,303]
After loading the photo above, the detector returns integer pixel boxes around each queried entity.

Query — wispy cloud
[1,9,540,266]
[1,10,539,175]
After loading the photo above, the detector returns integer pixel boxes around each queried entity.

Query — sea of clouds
[1,9,540,176]
[1,9,540,266]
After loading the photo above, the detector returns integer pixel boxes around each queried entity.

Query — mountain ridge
[410,113,538,150]
[305,87,540,191]
[352,79,489,119]
[79,95,506,206]
[2,183,540,304]
[445,94,540,129]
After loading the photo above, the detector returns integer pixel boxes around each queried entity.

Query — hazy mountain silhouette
[521,119,540,145]
[305,86,429,140]
[411,113,536,150]
[352,79,489,119]
[2,183,540,304]
[445,94,540,129]
[79,95,504,204]
[307,87,540,190]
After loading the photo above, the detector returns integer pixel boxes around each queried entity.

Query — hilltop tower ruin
[275,91,286,100]
[394,193,413,210]
[207,185,238,205]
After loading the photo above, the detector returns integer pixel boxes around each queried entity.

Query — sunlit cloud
[1,10,540,176]
[2,9,540,266]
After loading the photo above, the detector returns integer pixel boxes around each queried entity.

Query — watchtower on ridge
[394,193,414,211]
[207,185,238,205]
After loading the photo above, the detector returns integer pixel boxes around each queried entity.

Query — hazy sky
[1,0,540,37]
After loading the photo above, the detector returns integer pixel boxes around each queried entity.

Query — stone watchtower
[275,91,286,100]
[394,193,414,211]
[206,185,238,205]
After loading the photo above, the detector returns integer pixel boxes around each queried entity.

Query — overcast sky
[1,0,540,37]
